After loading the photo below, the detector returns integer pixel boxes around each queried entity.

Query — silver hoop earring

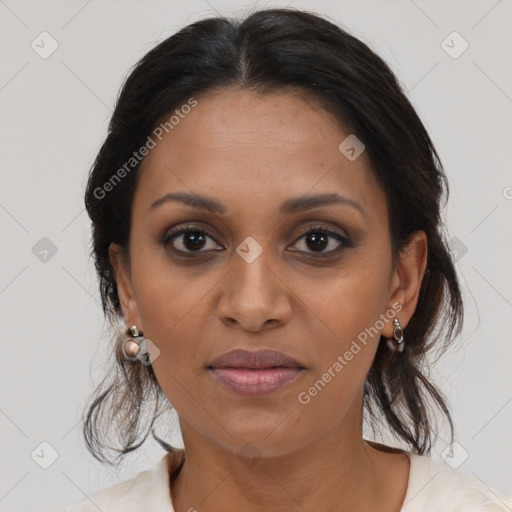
[386,318,404,353]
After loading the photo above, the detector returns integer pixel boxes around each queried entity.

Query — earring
[386,318,404,353]
[122,325,146,361]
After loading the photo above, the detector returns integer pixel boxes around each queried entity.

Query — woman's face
[110,87,426,458]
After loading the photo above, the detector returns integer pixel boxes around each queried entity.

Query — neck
[170,407,409,512]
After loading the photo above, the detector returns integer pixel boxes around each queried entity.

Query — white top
[59,449,512,511]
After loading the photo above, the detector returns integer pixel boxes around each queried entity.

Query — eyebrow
[148,191,366,218]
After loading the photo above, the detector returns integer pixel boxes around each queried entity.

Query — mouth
[207,348,304,370]
[207,349,305,397]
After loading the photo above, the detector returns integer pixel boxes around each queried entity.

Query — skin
[110,87,428,512]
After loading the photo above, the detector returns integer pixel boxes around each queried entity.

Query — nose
[216,242,293,332]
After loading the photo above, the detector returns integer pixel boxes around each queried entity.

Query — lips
[207,349,305,397]
[207,349,304,370]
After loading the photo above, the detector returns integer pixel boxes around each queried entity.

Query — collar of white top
[143,449,511,512]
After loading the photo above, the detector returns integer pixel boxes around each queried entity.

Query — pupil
[184,231,205,250]
[307,231,328,251]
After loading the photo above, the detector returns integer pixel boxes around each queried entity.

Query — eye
[162,226,222,255]
[289,225,351,256]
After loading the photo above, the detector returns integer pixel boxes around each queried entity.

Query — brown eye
[289,226,352,256]
[162,227,222,254]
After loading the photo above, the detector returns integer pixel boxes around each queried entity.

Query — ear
[109,243,142,329]
[382,230,428,337]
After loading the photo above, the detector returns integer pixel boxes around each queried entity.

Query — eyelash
[161,224,352,259]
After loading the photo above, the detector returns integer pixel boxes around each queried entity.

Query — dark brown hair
[83,7,464,467]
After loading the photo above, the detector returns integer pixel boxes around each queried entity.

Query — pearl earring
[122,325,146,360]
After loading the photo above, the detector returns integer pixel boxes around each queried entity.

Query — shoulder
[62,471,150,512]
[59,449,185,512]
[401,453,512,512]
[60,470,151,512]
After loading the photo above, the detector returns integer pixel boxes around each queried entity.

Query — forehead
[135,87,385,220]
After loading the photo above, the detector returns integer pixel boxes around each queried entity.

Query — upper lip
[208,349,304,369]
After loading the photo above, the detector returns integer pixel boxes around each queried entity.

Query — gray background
[1,0,511,511]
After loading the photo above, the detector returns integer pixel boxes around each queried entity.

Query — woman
[61,7,512,512]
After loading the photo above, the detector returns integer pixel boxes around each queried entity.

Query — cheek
[293,275,390,431]
[130,242,216,336]
[128,256,207,393]
[294,245,391,344]
[302,251,391,386]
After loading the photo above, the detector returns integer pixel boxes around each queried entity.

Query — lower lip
[209,367,304,397]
